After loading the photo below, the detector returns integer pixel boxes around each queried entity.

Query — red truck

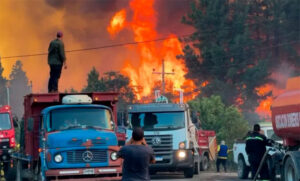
[0,105,17,180]
[270,76,300,180]
[13,93,123,181]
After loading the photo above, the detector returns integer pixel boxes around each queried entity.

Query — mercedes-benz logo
[152,137,161,146]
[82,150,93,162]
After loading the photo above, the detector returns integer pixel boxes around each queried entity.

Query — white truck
[233,123,282,179]
[125,103,214,178]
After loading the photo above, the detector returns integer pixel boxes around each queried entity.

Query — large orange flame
[107,0,197,102]
[107,9,127,38]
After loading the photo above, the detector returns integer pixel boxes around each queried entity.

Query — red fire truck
[270,76,300,180]
[0,105,17,180]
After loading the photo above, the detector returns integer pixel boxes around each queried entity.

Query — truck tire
[194,156,201,174]
[267,157,276,181]
[200,155,209,171]
[237,157,249,179]
[184,167,194,178]
[16,160,22,181]
[284,157,299,181]
[35,161,48,181]
[4,162,17,181]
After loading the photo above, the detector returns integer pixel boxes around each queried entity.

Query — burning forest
[0,0,299,120]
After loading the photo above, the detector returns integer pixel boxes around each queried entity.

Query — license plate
[83,169,94,175]
[155,157,163,161]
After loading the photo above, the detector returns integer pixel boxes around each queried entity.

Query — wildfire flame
[256,84,284,119]
[107,9,127,37]
[107,0,197,102]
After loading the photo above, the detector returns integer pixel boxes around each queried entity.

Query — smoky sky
[44,0,193,40]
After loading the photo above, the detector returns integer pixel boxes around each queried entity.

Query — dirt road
[151,172,246,181]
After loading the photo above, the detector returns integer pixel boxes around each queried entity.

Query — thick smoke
[0,0,192,92]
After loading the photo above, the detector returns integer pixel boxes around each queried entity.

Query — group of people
[216,124,270,180]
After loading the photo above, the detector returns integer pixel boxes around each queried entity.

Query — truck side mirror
[13,116,19,128]
[191,111,199,124]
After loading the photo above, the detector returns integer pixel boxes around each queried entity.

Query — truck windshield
[128,112,185,130]
[0,113,11,130]
[48,108,113,132]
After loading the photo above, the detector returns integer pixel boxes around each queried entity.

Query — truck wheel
[267,157,276,181]
[184,167,194,178]
[4,162,17,181]
[35,162,48,181]
[284,157,299,181]
[237,157,249,179]
[200,155,209,171]
[194,156,201,174]
[16,160,22,181]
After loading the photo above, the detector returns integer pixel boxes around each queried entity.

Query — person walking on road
[216,140,228,172]
[245,124,269,179]
[48,31,67,93]
[118,127,155,181]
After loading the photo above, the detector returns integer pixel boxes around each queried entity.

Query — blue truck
[13,93,123,181]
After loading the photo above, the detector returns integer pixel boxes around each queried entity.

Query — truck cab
[0,105,17,180]
[16,93,122,181]
[0,105,16,160]
[126,103,200,178]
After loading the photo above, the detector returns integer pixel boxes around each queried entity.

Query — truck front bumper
[0,148,14,162]
[150,150,194,172]
[45,166,122,181]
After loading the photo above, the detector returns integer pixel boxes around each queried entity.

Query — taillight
[10,137,15,148]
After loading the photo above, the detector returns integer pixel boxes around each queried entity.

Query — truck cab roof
[41,104,111,114]
[128,103,188,113]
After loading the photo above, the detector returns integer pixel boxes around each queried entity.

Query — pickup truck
[233,123,282,179]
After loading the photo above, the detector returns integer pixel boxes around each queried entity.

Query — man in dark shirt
[48,31,67,93]
[245,124,269,179]
[118,127,155,181]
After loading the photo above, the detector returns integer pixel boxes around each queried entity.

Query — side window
[27,117,34,131]
[39,116,44,130]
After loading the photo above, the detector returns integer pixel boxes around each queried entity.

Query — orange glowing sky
[0,0,192,94]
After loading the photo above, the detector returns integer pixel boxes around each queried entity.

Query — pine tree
[9,60,31,119]
[181,0,272,112]
[82,67,106,92]
[0,59,8,106]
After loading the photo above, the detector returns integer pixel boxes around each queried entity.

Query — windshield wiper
[60,125,82,131]
[84,125,104,130]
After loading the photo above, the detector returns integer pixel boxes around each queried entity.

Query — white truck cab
[125,103,201,178]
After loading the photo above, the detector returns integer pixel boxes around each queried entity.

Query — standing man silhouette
[48,31,67,93]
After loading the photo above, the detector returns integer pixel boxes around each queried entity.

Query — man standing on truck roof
[118,127,155,181]
[216,140,228,173]
[245,124,269,180]
[48,31,67,93]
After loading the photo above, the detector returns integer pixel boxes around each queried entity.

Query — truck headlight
[179,142,185,149]
[54,154,63,163]
[177,150,186,159]
[110,152,118,161]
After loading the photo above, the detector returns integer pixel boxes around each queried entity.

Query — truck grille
[66,149,107,163]
[145,135,172,164]
[0,138,9,149]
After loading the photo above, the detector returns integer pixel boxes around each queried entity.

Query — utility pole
[0,56,10,106]
[152,59,175,95]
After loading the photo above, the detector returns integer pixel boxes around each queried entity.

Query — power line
[0,26,298,60]
[1,34,192,60]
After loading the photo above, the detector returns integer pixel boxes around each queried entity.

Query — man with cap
[245,124,269,179]
[118,127,155,181]
[48,31,67,93]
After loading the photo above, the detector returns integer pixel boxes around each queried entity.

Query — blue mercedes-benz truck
[126,103,202,178]
[13,93,122,181]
